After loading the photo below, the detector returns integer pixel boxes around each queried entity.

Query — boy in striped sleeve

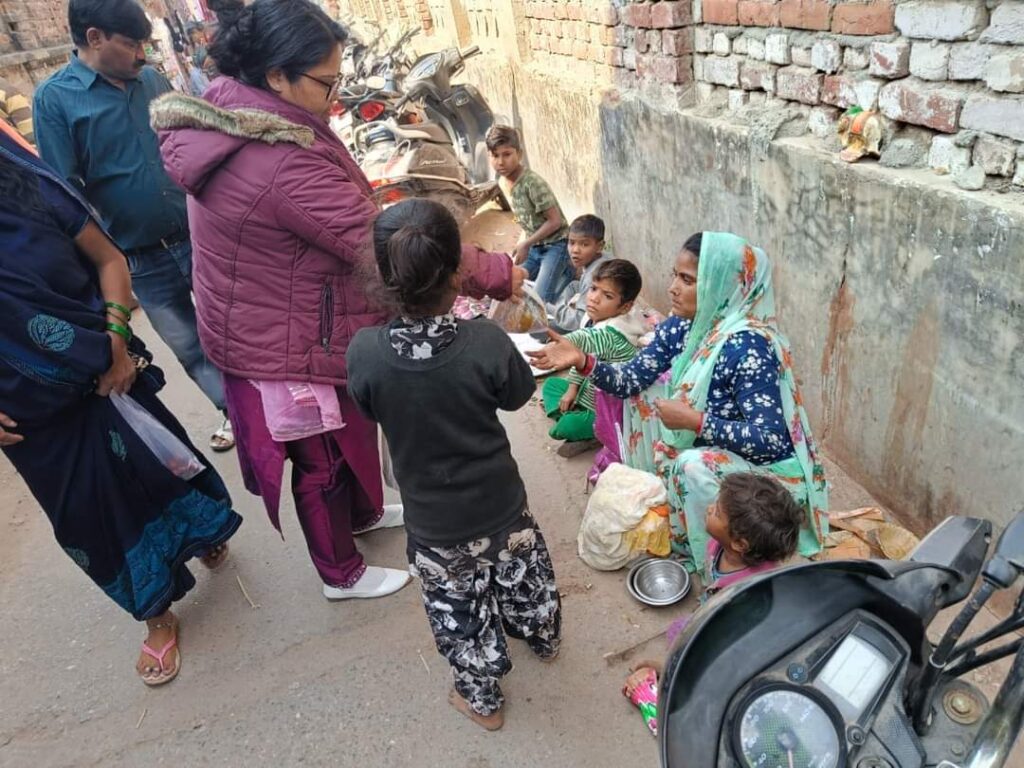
[542,259,646,457]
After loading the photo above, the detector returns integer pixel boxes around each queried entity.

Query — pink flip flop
[139,621,181,687]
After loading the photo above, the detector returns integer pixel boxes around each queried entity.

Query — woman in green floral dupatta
[529,232,828,571]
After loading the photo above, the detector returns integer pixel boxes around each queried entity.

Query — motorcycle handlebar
[460,45,481,59]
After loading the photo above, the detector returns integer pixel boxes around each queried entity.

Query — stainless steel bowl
[626,558,691,607]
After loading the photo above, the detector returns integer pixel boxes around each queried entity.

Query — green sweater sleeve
[566,326,634,385]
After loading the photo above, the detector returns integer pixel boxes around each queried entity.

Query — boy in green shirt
[542,259,645,455]
[487,125,574,303]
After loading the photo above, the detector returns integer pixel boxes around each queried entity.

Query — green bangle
[105,301,133,317]
[106,308,131,323]
[106,322,133,342]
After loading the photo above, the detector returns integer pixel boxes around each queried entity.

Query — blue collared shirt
[32,54,188,251]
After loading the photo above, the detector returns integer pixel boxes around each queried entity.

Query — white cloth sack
[110,392,205,480]
[578,462,668,571]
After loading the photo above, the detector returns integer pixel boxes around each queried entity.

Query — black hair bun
[206,0,251,78]
[207,0,244,22]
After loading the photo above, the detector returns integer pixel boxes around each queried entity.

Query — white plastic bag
[578,463,668,571]
[110,392,205,481]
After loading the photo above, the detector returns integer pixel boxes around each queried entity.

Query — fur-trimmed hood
[151,92,315,147]
[153,76,336,195]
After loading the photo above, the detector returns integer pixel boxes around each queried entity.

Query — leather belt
[124,232,189,258]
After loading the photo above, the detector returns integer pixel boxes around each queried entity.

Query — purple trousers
[223,374,383,588]
[588,390,624,485]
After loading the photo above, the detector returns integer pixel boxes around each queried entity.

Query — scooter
[398,43,499,183]
[660,510,1024,767]
[355,45,505,221]
[329,78,397,157]
[340,25,418,90]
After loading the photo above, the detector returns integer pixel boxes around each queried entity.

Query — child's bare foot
[536,647,559,663]
[448,689,505,731]
[623,659,663,699]
[136,611,180,686]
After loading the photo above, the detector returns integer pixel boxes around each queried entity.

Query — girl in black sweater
[347,199,562,731]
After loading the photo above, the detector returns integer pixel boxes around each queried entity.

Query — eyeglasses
[300,72,343,101]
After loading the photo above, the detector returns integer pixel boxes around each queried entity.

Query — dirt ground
[0,210,1019,767]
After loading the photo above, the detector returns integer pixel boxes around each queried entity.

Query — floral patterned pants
[407,510,562,716]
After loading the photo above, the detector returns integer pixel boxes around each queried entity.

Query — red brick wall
[343,0,1024,190]
[0,0,70,53]
[688,0,1024,187]
[524,0,693,90]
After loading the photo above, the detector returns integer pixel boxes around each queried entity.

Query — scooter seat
[389,121,451,144]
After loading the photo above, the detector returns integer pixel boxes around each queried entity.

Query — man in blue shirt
[33,0,233,451]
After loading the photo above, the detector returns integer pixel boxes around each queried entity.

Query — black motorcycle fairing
[659,560,962,768]
[909,515,991,602]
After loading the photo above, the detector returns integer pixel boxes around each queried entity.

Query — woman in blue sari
[0,132,241,686]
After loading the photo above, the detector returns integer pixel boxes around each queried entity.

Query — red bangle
[696,412,705,434]
[580,354,596,376]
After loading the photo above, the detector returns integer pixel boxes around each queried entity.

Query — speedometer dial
[736,688,843,768]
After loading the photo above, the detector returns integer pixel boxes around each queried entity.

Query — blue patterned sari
[0,133,241,620]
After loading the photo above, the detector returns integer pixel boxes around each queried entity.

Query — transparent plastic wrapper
[488,282,548,334]
[578,463,668,571]
[624,504,672,558]
[109,392,205,480]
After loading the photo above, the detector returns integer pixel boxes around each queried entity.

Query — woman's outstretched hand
[526,330,586,372]
[654,398,704,432]
[0,411,23,446]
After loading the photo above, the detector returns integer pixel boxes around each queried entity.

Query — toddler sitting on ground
[541,259,645,457]
[622,472,804,728]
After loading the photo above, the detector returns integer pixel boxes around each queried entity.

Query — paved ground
[1,210,1018,767]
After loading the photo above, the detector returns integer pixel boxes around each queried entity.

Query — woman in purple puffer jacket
[154,0,521,601]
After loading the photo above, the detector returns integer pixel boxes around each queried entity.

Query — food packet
[625,667,659,736]
[489,282,548,334]
[624,504,672,558]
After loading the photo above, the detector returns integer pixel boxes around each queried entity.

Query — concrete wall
[595,92,1024,531]
[341,0,1024,531]
[456,56,1024,531]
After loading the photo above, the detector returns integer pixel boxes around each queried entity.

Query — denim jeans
[523,238,573,304]
[126,240,226,411]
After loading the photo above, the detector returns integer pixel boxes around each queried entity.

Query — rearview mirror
[983,510,1024,588]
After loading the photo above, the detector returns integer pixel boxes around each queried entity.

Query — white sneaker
[354,503,405,536]
[322,566,411,601]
